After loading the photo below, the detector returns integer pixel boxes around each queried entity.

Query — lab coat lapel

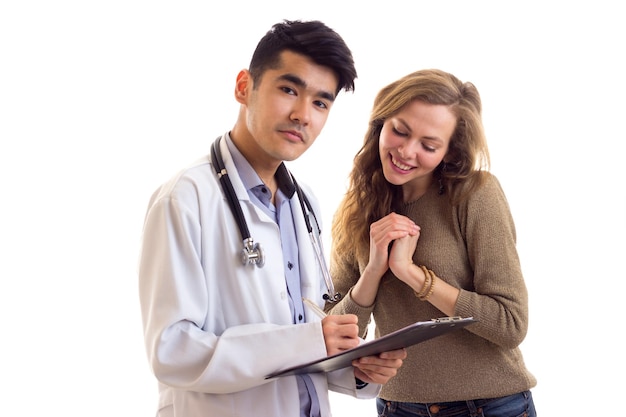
[291,187,325,311]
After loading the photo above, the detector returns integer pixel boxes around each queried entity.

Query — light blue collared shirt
[224,134,320,417]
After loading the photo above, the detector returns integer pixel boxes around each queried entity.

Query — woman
[326,69,537,417]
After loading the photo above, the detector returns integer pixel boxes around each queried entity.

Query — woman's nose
[398,140,418,158]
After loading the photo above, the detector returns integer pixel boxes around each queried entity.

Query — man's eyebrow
[278,73,336,102]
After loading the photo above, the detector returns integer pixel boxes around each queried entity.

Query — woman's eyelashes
[392,127,437,153]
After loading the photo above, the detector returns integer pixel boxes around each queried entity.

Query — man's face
[236,50,339,168]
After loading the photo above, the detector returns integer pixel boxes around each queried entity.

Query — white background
[1,1,624,416]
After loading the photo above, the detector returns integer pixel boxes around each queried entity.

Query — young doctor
[138,20,406,417]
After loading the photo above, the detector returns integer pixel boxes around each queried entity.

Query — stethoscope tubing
[291,174,340,302]
[210,139,252,240]
[210,136,340,302]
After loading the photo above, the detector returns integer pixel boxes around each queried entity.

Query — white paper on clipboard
[266,316,476,378]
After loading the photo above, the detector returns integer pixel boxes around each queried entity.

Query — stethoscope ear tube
[291,174,341,303]
[211,138,263,267]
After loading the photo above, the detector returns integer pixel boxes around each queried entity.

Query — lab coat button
[280,291,287,300]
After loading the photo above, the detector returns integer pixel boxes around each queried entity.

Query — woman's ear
[234,69,251,104]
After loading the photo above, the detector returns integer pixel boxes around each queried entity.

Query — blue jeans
[376,390,536,417]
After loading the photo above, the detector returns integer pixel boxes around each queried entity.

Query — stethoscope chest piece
[241,238,264,267]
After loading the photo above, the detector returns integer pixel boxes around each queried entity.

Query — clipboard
[266,316,476,378]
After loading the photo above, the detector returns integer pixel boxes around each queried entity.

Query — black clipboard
[266,316,476,378]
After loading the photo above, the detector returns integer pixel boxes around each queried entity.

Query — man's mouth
[280,128,304,142]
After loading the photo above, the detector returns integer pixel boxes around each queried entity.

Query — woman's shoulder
[478,171,503,192]
[468,177,515,229]
[458,171,510,209]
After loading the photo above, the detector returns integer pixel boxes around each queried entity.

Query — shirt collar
[224,133,296,198]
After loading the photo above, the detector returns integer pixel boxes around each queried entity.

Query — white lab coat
[139,134,380,417]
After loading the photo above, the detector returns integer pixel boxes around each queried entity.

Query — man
[138,20,406,417]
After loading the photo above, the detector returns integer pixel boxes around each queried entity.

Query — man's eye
[314,100,328,109]
[281,86,296,95]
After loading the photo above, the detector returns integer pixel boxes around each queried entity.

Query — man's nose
[289,100,310,125]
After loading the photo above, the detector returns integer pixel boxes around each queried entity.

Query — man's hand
[352,348,407,384]
[321,315,406,384]
[321,314,360,356]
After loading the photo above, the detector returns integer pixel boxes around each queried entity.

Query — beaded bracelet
[421,273,436,301]
[414,265,436,301]
[415,265,432,299]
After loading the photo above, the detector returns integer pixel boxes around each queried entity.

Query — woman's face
[379,100,457,202]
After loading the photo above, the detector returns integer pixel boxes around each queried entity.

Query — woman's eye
[392,127,408,137]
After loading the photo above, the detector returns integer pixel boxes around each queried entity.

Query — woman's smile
[390,154,415,172]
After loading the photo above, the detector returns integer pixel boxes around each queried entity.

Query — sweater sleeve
[453,174,529,348]
[325,252,373,337]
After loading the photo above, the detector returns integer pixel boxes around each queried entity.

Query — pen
[302,297,327,319]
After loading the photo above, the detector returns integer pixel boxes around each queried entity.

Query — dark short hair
[249,20,357,94]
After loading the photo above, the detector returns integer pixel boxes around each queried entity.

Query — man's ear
[234,69,252,104]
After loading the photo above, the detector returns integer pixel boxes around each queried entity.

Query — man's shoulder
[148,154,214,204]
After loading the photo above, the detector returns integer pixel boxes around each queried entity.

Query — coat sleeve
[138,180,330,394]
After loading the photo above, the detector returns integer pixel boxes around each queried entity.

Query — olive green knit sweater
[327,173,537,403]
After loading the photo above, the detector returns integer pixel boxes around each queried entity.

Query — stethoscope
[210,137,341,303]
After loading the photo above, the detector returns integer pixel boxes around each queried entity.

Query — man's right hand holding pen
[321,313,407,385]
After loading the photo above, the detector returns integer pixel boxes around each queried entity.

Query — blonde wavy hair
[332,69,491,263]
